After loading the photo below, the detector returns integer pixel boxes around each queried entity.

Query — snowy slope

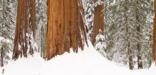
[1,41,156,75]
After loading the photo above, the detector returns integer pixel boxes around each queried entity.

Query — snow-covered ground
[1,41,156,75]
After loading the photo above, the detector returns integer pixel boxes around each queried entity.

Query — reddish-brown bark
[44,0,87,60]
[153,0,156,63]
[91,4,104,44]
[12,0,36,59]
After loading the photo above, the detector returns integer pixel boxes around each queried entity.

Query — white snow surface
[1,41,156,75]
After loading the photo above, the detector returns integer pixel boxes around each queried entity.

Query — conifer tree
[12,0,37,59]
[44,0,87,60]
[153,0,156,64]
[0,0,16,66]
[91,3,104,44]
[103,0,153,69]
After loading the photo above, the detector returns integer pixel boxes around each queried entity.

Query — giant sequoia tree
[44,0,87,60]
[12,0,36,59]
[91,4,104,44]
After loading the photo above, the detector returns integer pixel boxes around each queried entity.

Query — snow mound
[1,41,156,75]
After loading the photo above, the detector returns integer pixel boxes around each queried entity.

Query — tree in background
[153,0,156,64]
[12,0,37,59]
[91,3,104,44]
[0,0,16,66]
[81,0,104,44]
[102,0,153,69]
[0,38,12,67]
[81,0,95,37]
[127,0,153,69]
[35,0,47,57]
[44,0,87,60]
[0,0,16,39]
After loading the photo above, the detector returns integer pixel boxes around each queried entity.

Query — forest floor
[0,41,156,75]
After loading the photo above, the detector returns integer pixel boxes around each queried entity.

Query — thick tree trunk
[44,0,87,60]
[153,0,156,63]
[91,4,104,44]
[12,0,36,59]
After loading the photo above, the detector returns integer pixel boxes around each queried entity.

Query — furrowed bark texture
[13,0,36,59]
[44,0,87,60]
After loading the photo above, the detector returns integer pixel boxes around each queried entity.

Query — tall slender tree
[44,0,87,60]
[35,0,47,57]
[12,0,37,59]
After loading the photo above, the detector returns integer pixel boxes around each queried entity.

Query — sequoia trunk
[44,0,87,60]
[12,0,36,59]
